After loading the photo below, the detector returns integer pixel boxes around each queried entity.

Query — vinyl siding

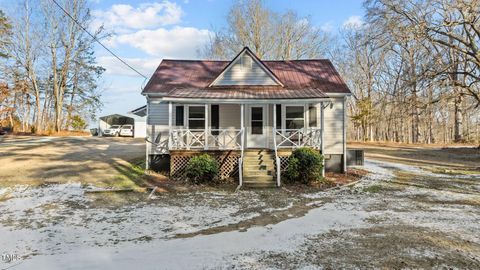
[146,99,346,155]
[147,101,169,125]
[219,104,241,129]
[147,100,169,154]
[214,53,278,86]
[324,98,344,154]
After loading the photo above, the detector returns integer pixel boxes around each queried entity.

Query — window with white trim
[285,106,304,129]
[188,106,205,129]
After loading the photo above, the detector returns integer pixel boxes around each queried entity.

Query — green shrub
[185,154,219,184]
[285,147,324,184]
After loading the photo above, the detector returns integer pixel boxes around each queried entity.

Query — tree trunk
[454,94,463,142]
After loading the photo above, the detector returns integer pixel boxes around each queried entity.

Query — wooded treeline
[0,0,104,134]
[205,0,480,144]
[336,0,480,144]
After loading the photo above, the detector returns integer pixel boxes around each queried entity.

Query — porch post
[321,102,325,178]
[240,104,245,145]
[204,103,209,150]
[273,103,276,132]
[304,103,309,129]
[168,102,172,149]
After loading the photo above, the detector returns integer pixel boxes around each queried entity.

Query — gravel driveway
[1,157,479,269]
[0,136,145,186]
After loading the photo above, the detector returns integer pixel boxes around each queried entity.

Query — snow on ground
[1,159,479,269]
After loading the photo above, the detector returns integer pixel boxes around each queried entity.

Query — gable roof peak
[208,47,284,87]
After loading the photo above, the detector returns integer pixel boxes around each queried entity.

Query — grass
[103,158,150,190]
[424,166,480,176]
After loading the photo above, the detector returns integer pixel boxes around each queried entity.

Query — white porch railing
[272,127,323,187]
[170,129,244,150]
[170,128,245,185]
[274,128,322,149]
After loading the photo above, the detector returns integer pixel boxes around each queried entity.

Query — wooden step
[243,182,277,188]
[243,157,275,162]
[243,175,275,182]
[244,169,273,177]
[243,164,274,171]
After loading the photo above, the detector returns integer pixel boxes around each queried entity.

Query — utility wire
[50,0,148,79]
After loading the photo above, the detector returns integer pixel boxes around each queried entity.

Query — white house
[142,47,351,187]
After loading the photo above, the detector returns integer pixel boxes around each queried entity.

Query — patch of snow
[262,202,294,212]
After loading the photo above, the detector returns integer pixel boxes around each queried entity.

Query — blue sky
[2,0,365,123]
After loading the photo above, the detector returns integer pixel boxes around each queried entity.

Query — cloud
[320,22,334,32]
[98,56,162,77]
[92,1,183,30]
[343,15,364,29]
[110,27,212,58]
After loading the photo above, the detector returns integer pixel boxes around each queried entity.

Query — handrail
[272,127,281,187]
[238,127,245,188]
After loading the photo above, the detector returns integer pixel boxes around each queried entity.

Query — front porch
[148,101,330,187]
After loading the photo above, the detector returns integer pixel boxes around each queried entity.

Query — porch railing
[170,128,245,186]
[274,127,322,149]
[170,129,244,150]
[272,127,323,187]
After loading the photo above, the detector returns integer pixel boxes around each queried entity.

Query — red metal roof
[142,58,351,99]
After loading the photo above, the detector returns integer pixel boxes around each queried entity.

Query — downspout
[321,102,325,178]
[343,96,347,173]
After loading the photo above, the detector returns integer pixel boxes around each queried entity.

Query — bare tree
[203,0,329,60]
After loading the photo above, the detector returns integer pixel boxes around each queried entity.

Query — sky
[2,0,365,123]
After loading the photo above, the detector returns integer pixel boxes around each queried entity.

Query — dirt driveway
[0,136,145,187]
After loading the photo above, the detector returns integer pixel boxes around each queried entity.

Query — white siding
[324,98,344,154]
[219,104,241,129]
[147,100,170,154]
[147,102,169,125]
[213,53,278,86]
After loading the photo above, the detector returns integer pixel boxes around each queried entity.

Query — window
[251,107,263,134]
[188,106,205,129]
[175,106,184,126]
[309,106,317,127]
[285,106,304,129]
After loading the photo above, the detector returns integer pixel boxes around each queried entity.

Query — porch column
[204,104,209,150]
[321,102,325,177]
[168,102,172,149]
[273,103,276,132]
[240,104,245,146]
[304,103,309,129]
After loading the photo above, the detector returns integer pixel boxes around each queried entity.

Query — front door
[247,105,267,148]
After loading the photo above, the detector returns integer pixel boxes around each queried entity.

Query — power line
[50,0,148,79]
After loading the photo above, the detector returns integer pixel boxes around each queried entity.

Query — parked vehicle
[119,125,134,137]
[102,125,121,136]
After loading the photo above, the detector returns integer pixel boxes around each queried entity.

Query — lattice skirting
[170,150,240,180]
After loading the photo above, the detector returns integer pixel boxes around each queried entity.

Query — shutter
[211,105,219,135]
[175,106,184,126]
[276,104,282,129]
